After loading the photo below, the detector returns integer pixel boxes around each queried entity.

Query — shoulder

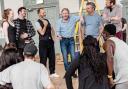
[103,39,115,51]
[115,4,122,9]
[2,21,9,27]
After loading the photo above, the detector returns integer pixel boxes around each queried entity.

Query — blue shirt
[84,12,102,38]
[56,16,80,38]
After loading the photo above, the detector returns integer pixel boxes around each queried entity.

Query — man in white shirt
[0,43,55,89]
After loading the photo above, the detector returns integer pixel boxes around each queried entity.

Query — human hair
[121,18,127,24]
[61,8,70,14]
[86,2,96,10]
[110,0,116,5]
[104,24,116,35]
[0,47,21,71]
[18,7,26,14]
[37,7,44,14]
[2,8,12,21]
[80,35,107,83]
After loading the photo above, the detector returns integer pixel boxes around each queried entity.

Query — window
[36,0,44,4]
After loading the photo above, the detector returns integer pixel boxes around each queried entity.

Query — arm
[64,58,79,89]
[103,40,115,86]
[56,20,62,39]
[40,65,55,89]
[51,27,56,41]
[110,6,122,24]
[122,23,127,31]
[2,22,9,44]
[102,8,111,23]
[35,21,47,36]
[27,21,36,38]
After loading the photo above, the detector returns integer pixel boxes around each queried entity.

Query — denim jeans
[60,37,75,71]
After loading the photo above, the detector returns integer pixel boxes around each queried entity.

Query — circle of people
[0,0,128,89]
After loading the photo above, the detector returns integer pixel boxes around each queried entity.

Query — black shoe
[73,74,77,78]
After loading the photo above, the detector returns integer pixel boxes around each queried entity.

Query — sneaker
[50,73,60,78]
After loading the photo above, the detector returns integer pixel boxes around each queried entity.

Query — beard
[106,6,113,12]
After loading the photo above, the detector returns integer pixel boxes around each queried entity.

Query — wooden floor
[50,63,78,89]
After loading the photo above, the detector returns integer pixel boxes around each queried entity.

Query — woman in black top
[65,35,110,89]
[121,18,127,42]
[2,8,16,47]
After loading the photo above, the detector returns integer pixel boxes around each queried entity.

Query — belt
[62,37,74,39]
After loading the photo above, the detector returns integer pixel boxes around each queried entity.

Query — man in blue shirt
[82,2,103,38]
[56,8,79,73]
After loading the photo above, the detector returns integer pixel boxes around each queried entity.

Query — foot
[50,73,60,78]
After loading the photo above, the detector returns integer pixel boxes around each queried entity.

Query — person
[103,24,128,89]
[65,35,109,89]
[121,18,127,42]
[56,8,80,73]
[0,43,55,89]
[81,2,103,38]
[0,46,21,89]
[102,0,122,40]
[2,8,16,46]
[13,7,36,59]
[35,7,59,78]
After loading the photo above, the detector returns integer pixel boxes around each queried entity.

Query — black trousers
[39,39,55,74]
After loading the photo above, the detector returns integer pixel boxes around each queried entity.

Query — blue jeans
[60,37,75,71]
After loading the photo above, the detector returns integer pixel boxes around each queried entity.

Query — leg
[39,41,47,66]
[60,39,69,71]
[68,38,75,62]
[48,40,55,74]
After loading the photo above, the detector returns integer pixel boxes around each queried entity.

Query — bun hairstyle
[2,8,12,21]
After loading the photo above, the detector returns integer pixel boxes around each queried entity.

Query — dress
[8,23,16,44]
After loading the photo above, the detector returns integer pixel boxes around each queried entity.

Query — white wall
[4,0,23,19]
[59,0,79,13]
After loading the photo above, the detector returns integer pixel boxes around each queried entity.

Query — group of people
[0,0,128,89]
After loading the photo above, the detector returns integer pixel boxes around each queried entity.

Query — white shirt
[0,59,52,89]
[109,37,128,84]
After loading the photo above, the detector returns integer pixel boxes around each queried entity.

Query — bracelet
[107,75,112,79]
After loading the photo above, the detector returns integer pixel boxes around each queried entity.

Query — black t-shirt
[19,19,27,33]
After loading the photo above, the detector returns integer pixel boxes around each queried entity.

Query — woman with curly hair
[2,8,16,47]
[65,35,110,89]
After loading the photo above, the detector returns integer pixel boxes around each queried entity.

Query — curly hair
[80,35,107,83]
[2,8,12,21]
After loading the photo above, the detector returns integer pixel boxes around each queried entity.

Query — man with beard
[102,0,122,40]
[14,7,36,60]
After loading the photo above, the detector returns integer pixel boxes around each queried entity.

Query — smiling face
[8,10,14,20]
[19,9,27,18]
[39,9,46,18]
[61,9,69,20]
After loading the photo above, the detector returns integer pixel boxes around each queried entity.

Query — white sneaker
[50,73,60,78]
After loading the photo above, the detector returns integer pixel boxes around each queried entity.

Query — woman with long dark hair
[0,47,21,89]
[65,35,110,89]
